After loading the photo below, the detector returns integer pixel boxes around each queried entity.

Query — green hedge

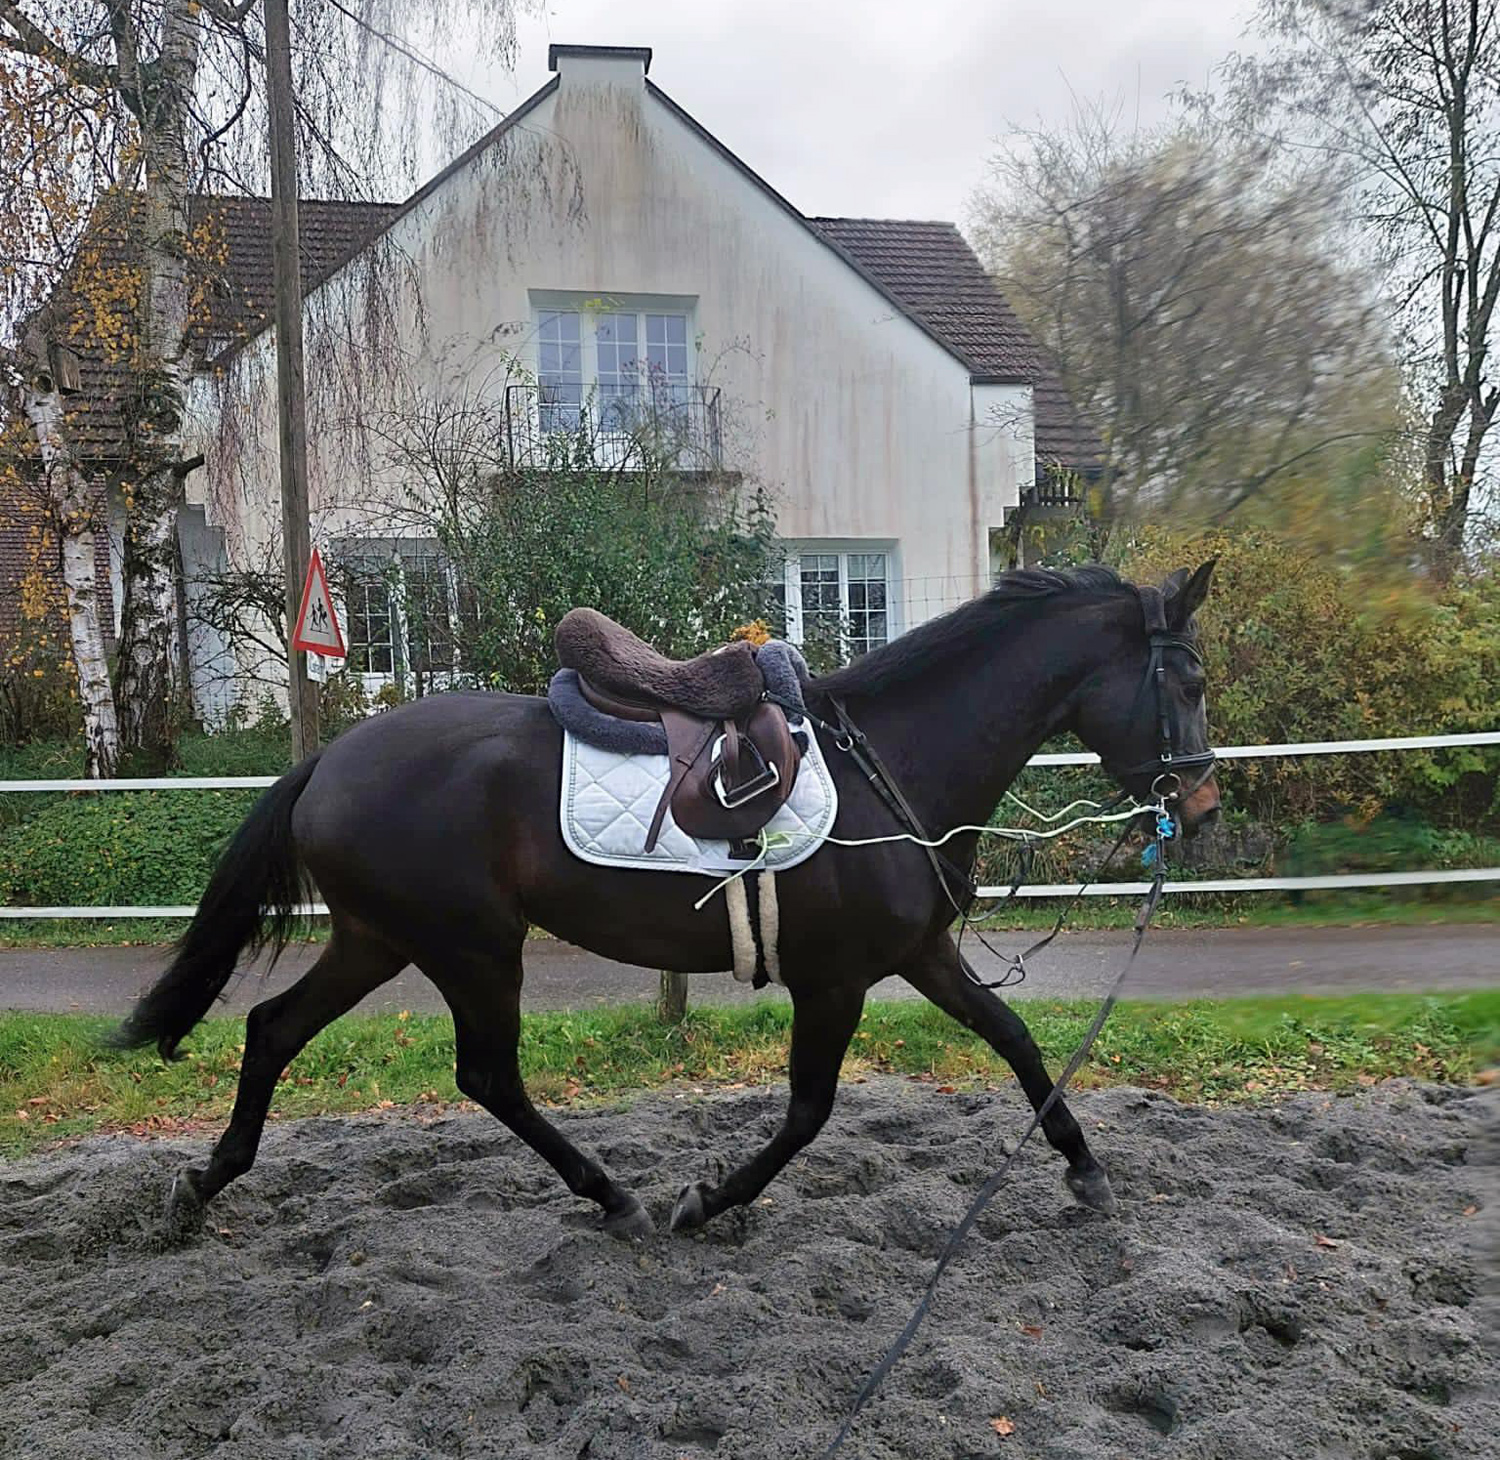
[0,791,258,908]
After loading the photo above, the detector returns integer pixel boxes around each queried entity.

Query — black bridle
[1102,584,1218,808]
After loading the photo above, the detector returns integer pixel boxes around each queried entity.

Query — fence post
[658,970,689,1023]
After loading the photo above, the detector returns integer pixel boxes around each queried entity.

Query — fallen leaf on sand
[1019,1324,1044,1338]
[1315,1234,1340,1249]
[990,1416,1015,1437]
[1462,1205,1478,1217]
[617,1375,631,1393]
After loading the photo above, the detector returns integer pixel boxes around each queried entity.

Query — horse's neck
[850,614,1099,838]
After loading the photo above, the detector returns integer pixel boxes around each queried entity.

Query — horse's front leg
[901,933,1117,1214]
[670,979,865,1232]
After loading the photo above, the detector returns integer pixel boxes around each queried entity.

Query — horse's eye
[1183,682,1205,703]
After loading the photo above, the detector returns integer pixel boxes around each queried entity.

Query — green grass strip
[1,992,1496,1158]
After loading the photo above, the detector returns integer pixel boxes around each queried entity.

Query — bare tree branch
[0,1,113,89]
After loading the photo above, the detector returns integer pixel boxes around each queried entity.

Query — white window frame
[530,291,697,414]
[334,538,459,696]
[778,541,900,660]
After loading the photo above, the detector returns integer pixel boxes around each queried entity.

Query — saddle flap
[669,701,801,846]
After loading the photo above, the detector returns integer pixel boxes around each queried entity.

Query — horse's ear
[1165,559,1216,629]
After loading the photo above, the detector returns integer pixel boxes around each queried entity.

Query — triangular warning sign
[292,547,346,657]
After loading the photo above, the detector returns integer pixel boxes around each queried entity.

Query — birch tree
[0,0,519,767]
[0,44,123,772]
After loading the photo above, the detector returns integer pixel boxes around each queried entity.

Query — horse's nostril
[1192,805,1221,835]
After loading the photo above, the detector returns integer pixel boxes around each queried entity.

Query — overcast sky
[471,0,1260,225]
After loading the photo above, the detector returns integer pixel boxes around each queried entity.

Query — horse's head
[1070,560,1221,836]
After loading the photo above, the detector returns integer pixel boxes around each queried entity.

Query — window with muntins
[776,547,894,664]
[534,304,691,425]
[347,572,397,676]
[340,540,455,688]
[537,309,583,432]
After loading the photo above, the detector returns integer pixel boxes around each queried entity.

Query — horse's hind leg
[670,979,865,1232]
[901,934,1117,1214]
[420,948,653,1240]
[163,922,406,1240]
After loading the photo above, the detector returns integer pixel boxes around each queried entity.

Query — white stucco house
[63,44,1098,719]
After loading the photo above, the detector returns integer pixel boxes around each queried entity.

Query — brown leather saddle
[555,608,801,853]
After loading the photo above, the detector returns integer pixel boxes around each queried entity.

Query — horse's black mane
[813,564,1135,698]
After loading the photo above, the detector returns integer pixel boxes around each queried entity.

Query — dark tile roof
[809,218,1102,476]
[41,192,400,458]
[0,477,111,647]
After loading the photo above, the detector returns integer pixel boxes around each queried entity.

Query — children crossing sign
[292,547,346,657]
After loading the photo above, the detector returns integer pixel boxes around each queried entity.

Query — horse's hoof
[670,1181,711,1233]
[1065,1165,1118,1215]
[162,1167,206,1244]
[601,1197,655,1242]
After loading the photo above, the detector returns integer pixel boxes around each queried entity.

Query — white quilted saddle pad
[559,723,839,876]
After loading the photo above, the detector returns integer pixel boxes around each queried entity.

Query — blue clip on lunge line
[1142,807,1176,868]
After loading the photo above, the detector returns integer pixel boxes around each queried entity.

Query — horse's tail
[113,753,323,1061]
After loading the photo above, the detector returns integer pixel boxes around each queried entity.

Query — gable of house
[808,218,1102,477]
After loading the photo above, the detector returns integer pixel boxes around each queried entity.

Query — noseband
[1104,586,1218,803]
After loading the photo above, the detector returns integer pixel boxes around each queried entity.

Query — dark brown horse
[118,563,1219,1242]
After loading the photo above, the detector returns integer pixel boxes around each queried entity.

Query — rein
[818,585,1212,1456]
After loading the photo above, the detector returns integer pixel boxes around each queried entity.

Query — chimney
[547,44,652,88]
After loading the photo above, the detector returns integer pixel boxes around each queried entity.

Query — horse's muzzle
[1177,774,1222,837]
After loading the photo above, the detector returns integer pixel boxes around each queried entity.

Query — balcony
[1021,470,1086,510]
[504,383,723,472]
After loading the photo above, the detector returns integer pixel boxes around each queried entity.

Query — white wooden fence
[1,731,1497,916]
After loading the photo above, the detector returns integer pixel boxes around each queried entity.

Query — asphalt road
[1,924,1494,1018]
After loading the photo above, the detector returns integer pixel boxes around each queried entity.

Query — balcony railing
[504,383,723,471]
[1022,471,1086,509]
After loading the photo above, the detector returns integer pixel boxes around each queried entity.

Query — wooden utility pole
[265,0,319,760]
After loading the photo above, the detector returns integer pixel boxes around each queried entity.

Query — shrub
[1279,815,1500,877]
[174,726,291,778]
[432,470,780,696]
[0,568,80,746]
[0,791,258,909]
